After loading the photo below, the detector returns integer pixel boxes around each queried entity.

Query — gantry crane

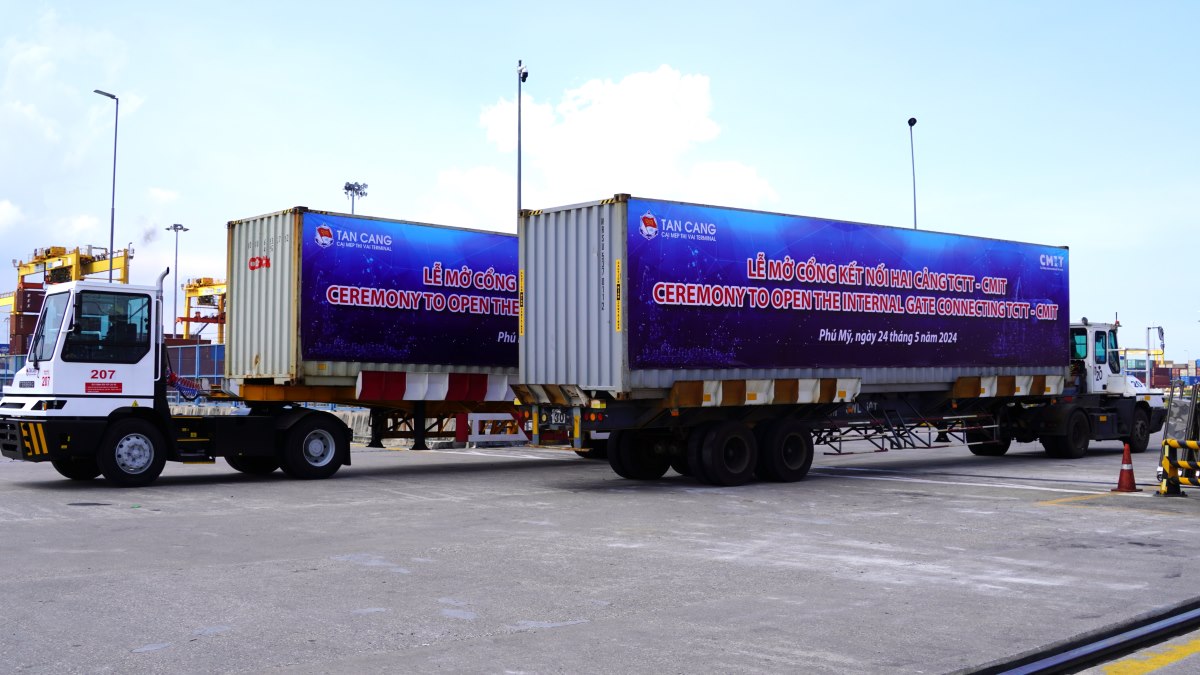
[180,277,226,344]
[0,246,134,353]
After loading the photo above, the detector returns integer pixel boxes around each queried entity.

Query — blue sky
[1,1,1197,362]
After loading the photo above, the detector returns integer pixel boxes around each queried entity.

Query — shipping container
[517,195,1160,486]
[226,207,519,400]
[519,195,1070,394]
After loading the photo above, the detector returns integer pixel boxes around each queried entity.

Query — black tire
[756,420,814,482]
[700,421,758,486]
[753,421,778,480]
[51,456,102,481]
[226,455,280,475]
[686,423,718,484]
[281,416,346,480]
[1059,410,1090,459]
[606,430,633,478]
[97,418,167,487]
[1041,436,1068,458]
[967,431,1012,456]
[1123,408,1151,454]
[670,453,691,476]
[611,431,670,480]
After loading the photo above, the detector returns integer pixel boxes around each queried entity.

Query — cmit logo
[1039,254,1065,270]
[638,211,658,241]
[315,224,335,248]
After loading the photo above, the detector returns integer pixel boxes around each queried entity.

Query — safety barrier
[1158,383,1199,497]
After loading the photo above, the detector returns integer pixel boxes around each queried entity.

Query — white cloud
[58,214,99,238]
[149,187,179,203]
[423,65,776,229]
[0,199,23,230]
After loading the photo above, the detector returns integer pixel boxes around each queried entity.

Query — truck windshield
[62,291,153,364]
[31,293,69,362]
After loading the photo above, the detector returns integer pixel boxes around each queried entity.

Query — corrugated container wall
[519,198,626,391]
[227,208,299,385]
[521,195,1071,395]
[228,208,519,393]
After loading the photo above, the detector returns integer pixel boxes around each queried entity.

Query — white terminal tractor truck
[0,207,520,486]
[515,195,1167,485]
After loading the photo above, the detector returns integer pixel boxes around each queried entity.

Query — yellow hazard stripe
[1166,439,1200,451]
[21,422,47,456]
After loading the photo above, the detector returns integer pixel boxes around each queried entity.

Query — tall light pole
[517,59,528,214]
[907,117,918,230]
[94,89,119,280]
[166,223,188,338]
[343,182,368,214]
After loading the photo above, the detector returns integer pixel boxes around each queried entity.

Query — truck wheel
[607,430,669,480]
[686,423,718,484]
[756,420,813,482]
[670,453,692,476]
[51,456,102,481]
[1060,411,1090,459]
[967,431,1011,456]
[281,416,346,480]
[1123,409,1150,454]
[226,456,280,475]
[97,418,167,487]
[700,421,758,486]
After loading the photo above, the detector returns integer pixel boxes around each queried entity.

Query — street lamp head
[908,117,917,127]
[94,89,117,101]
[166,223,189,233]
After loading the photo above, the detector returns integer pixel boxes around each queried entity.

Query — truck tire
[669,453,692,476]
[1123,408,1150,454]
[756,420,813,482]
[281,416,346,480]
[51,456,102,481]
[700,421,758,486]
[607,430,669,480]
[225,456,280,475]
[1059,411,1091,459]
[686,423,719,484]
[967,431,1011,457]
[97,418,167,487]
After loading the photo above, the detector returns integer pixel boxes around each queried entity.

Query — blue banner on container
[300,212,518,367]
[625,198,1069,369]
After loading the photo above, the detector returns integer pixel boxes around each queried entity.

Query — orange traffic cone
[1111,443,1142,493]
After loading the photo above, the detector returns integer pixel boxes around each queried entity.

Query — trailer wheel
[966,431,1011,456]
[669,453,692,477]
[51,456,102,481]
[1060,411,1091,459]
[97,418,167,487]
[756,420,813,482]
[686,423,719,484]
[700,421,758,486]
[281,416,346,480]
[226,456,280,475]
[607,430,669,480]
[1123,408,1150,454]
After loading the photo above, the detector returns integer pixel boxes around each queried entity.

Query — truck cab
[0,275,350,486]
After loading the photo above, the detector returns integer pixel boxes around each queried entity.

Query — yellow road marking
[1104,637,1200,674]
[1038,493,1117,506]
